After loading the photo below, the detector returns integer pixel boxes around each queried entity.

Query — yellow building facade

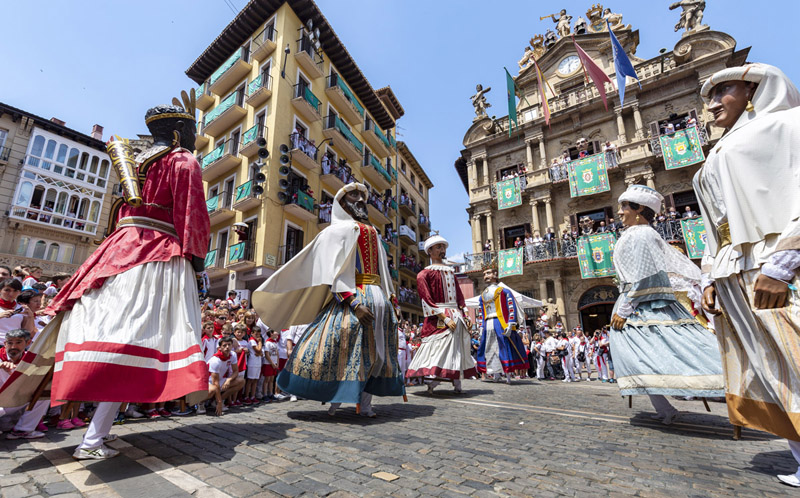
[185,0,433,305]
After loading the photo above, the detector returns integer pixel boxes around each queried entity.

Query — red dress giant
[0,148,210,406]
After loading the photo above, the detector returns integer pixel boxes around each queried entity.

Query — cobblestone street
[1,379,796,497]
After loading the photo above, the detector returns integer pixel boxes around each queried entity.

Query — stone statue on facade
[470,84,492,121]
[574,16,588,35]
[669,0,707,33]
[543,29,558,49]
[603,8,624,29]
[554,9,573,38]
[544,298,561,329]
[518,47,534,71]
[530,34,546,59]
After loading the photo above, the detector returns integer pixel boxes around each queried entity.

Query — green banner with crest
[680,216,707,259]
[496,177,522,210]
[660,127,705,170]
[577,233,616,279]
[498,248,524,278]
[568,154,610,198]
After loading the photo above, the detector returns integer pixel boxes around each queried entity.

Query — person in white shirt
[0,279,36,346]
[279,325,307,401]
[591,330,611,382]
[568,331,581,375]
[542,331,558,380]
[557,333,577,382]
[0,329,49,439]
[244,328,264,404]
[397,329,412,382]
[261,329,280,401]
[203,337,244,416]
[574,329,593,380]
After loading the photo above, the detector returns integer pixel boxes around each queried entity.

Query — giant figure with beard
[252,183,404,417]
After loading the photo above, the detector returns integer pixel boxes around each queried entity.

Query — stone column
[544,197,554,231]
[471,214,482,253]
[538,137,547,169]
[486,212,494,248]
[469,160,477,188]
[615,106,627,144]
[553,276,566,323]
[530,200,540,234]
[644,173,656,190]
[525,140,534,170]
[632,103,644,140]
[481,158,490,186]
[538,278,548,302]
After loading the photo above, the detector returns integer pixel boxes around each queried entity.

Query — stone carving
[530,35,546,59]
[670,0,707,34]
[518,47,535,70]
[574,16,588,35]
[603,8,624,29]
[585,4,626,33]
[544,297,561,328]
[518,35,546,72]
[554,9,573,37]
[470,84,492,121]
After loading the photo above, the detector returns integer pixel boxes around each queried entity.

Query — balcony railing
[247,72,272,97]
[233,180,260,203]
[251,24,277,59]
[204,248,224,270]
[290,132,318,161]
[327,74,365,117]
[209,47,246,87]
[201,139,237,170]
[293,83,321,112]
[648,124,709,157]
[321,155,356,184]
[364,150,391,183]
[398,289,421,306]
[399,224,416,242]
[9,204,98,234]
[206,190,232,213]
[367,193,390,218]
[398,196,417,213]
[289,189,316,213]
[228,240,255,265]
[325,115,363,154]
[203,90,241,128]
[364,117,392,151]
[297,34,323,72]
[400,260,423,274]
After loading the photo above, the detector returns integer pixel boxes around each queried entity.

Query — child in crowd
[201,321,217,362]
[244,327,263,404]
[261,329,280,401]
[232,324,249,406]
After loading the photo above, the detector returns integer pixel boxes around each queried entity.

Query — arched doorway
[578,286,619,333]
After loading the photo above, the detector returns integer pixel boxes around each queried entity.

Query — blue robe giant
[476,283,530,374]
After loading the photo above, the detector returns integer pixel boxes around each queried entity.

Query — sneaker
[777,474,800,487]
[158,409,171,417]
[102,434,118,443]
[7,429,45,440]
[57,420,75,430]
[125,407,144,419]
[196,404,206,415]
[113,413,126,425]
[70,417,86,428]
[73,444,119,460]
[146,409,160,419]
[231,400,242,407]
[261,396,272,403]
[242,398,253,405]
[359,409,377,418]
[171,407,193,416]
[273,394,288,401]
[36,422,49,432]
[290,395,298,402]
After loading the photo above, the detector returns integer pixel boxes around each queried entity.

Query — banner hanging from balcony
[204,249,217,269]
[496,177,522,210]
[577,233,616,279]
[660,127,705,170]
[498,248,524,278]
[206,196,219,213]
[228,242,246,264]
[680,216,707,259]
[568,154,610,198]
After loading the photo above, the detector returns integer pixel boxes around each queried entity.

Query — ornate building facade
[0,102,114,277]
[456,4,748,331]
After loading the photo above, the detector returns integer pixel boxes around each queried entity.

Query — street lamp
[281,44,290,79]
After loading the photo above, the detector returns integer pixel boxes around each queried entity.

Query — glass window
[16,181,33,206]
[32,240,46,259]
[16,236,29,256]
[46,243,60,261]
[67,148,80,167]
[57,144,68,163]
[56,192,68,214]
[60,245,74,264]
[78,198,89,219]
[30,135,45,157]
[79,152,89,170]
[89,156,99,174]
[89,201,100,222]
[0,129,7,149]
[99,160,109,178]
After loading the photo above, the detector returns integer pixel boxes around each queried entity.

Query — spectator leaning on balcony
[682,206,698,218]
[603,140,618,167]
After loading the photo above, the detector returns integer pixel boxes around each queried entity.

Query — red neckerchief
[213,322,223,338]
[0,347,8,362]
[213,349,230,361]
[266,336,277,343]
[0,298,16,310]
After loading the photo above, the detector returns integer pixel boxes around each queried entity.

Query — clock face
[558,55,581,75]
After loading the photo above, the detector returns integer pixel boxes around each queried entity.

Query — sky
[3,1,798,258]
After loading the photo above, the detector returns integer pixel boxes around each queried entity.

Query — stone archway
[577,285,619,333]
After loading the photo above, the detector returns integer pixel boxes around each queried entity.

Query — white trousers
[561,357,576,381]
[595,353,609,380]
[575,355,592,378]
[648,395,677,416]
[788,440,800,478]
[0,400,49,432]
[79,401,121,449]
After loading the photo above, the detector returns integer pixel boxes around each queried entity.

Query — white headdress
[618,184,663,213]
[423,234,448,254]
[331,182,368,225]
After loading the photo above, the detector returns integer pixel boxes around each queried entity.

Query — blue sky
[3,1,798,257]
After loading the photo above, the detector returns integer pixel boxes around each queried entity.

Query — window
[46,243,60,261]
[236,84,245,107]
[42,140,56,170]
[285,226,304,262]
[400,160,407,174]
[255,110,266,138]
[411,173,416,184]
[16,237,30,256]
[230,129,240,156]
[60,245,74,264]
[32,241,46,259]
[224,178,235,208]
[0,128,7,149]
[16,181,33,206]
[27,135,45,167]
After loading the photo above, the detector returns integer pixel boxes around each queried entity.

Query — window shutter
[569,214,578,230]
[648,121,660,138]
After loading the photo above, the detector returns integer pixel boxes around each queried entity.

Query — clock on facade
[557,55,581,75]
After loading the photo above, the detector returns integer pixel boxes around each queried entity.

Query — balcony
[232,179,262,212]
[246,73,273,109]
[239,124,268,158]
[320,160,352,192]
[295,34,324,80]
[418,215,431,234]
[398,197,416,219]
[289,132,319,173]
[206,191,235,225]
[226,240,257,271]
[284,189,317,222]
[323,115,363,163]
[325,74,364,126]
[201,139,241,180]
[291,84,322,123]
[195,82,215,112]
[367,196,390,226]
[194,121,210,151]
[387,198,397,217]
[204,248,228,276]
[399,288,422,307]
[208,47,252,96]
[202,90,247,138]
[318,206,331,229]
[362,150,392,191]
[363,117,392,157]
[399,224,416,246]
[0,146,10,163]
[9,204,99,235]
[399,260,422,277]
[250,24,277,62]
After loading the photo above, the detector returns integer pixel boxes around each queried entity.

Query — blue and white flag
[608,20,640,106]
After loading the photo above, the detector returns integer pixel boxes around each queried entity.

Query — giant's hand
[610,313,626,330]
[754,274,790,309]
[354,304,374,328]
[702,284,722,316]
